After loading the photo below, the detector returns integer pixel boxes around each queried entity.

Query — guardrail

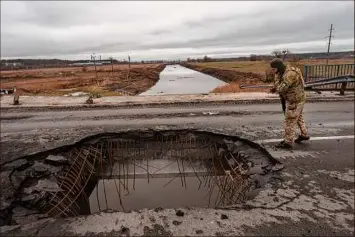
[303,64,354,94]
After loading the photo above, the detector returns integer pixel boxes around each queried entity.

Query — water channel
[140,65,226,95]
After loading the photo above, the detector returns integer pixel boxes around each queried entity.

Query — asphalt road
[0,101,354,236]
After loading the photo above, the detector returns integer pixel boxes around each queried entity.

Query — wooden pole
[111,58,114,80]
[93,54,98,84]
[127,55,131,80]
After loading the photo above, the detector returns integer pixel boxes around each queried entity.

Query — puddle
[0,130,283,225]
[140,65,226,95]
[90,176,222,212]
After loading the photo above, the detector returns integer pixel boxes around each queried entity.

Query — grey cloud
[1,1,353,59]
[141,3,354,52]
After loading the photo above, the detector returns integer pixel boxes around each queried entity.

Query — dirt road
[0,100,354,236]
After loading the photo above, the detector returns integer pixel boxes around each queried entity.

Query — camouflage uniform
[263,69,286,111]
[262,69,281,90]
[277,65,308,145]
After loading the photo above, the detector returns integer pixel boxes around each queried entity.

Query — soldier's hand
[269,87,277,93]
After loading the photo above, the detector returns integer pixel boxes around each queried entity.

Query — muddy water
[89,176,221,213]
[89,158,225,213]
[140,65,226,95]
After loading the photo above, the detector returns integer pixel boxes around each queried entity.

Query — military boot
[295,135,310,144]
[274,141,293,150]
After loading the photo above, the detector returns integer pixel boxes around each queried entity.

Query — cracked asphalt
[0,100,354,236]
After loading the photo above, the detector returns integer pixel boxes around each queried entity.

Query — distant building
[4,62,24,67]
[69,60,111,66]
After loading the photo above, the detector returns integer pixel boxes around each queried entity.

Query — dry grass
[212,82,270,93]
[0,64,165,96]
[194,58,354,75]
[191,58,354,93]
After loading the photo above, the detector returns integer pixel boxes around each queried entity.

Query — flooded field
[140,65,226,95]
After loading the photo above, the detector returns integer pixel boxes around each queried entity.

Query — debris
[45,155,68,165]
[121,226,129,234]
[221,214,228,220]
[13,94,20,105]
[86,95,94,104]
[202,111,220,115]
[70,92,89,97]
[2,159,27,171]
[176,210,184,217]
[0,225,20,234]
[10,170,27,189]
[218,148,225,156]
[246,166,265,175]
[0,171,16,210]
[196,230,204,234]
[270,163,285,172]
[21,194,38,202]
[25,161,61,176]
[11,207,47,225]
[172,220,182,226]
[154,207,163,212]
[34,178,64,192]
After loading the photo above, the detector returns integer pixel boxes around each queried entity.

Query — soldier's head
[270,58,286,75]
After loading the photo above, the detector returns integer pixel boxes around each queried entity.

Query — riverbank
[0,64,165,96]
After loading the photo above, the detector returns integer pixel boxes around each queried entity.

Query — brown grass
[212,82,270,93]
[186,58,354,93]
[193,58,354,75]
[0,64,165,96]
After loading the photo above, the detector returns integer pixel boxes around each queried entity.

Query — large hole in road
[0,130,283,226]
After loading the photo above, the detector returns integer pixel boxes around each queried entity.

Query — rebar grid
[44,135,252,217]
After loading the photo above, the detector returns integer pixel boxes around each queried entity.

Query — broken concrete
[0,130,283,229]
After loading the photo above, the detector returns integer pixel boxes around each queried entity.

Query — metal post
[340,82,347,96]
[304,65,308,83]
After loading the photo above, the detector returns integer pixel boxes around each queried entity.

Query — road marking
[256,135,354,144]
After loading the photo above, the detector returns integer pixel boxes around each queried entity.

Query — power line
[326,24,334,65]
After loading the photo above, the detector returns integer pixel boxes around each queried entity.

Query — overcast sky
[1,1,354,61]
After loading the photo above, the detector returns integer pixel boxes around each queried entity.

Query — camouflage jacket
[262,69,281,90]
[277,65,306,104]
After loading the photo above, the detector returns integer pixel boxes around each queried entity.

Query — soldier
[269,58,310,149]
[263,64,286,113]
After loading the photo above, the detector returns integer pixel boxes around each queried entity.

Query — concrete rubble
[0,130,283,233]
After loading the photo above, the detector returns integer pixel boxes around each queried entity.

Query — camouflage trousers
[283,102,308,144]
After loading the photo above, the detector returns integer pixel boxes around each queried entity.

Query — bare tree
[272,49,291,61]
[271,50,282,58]
[250,54,257,61]
[281,49,291,60]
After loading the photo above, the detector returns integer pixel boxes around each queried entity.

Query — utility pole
[127,55,131,80]
[92,53,98,84]
[326,24,334,65]
[110,57,114,80]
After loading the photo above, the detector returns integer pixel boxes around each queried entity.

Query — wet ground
[140,65,226,95]
[0,100,354,236]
